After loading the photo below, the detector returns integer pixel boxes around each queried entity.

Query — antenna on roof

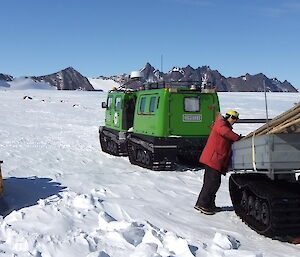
[263,80,270,127]
[161,54,163,73]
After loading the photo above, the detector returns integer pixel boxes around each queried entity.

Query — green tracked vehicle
[99,78,220,170]
[100,90,136,156]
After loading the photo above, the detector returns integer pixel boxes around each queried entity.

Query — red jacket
[200,114,240,173]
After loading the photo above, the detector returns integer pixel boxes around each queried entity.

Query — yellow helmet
[225,110,239,119]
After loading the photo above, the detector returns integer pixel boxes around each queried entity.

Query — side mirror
[102,102,107,108]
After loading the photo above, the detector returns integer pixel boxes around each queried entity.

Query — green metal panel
[133,89,169,137]
[104,91,136,132]
[169,91,219,136]
[132,88,220,137]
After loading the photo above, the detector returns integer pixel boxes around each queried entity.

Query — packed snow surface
[88,78,119,92]
[0,77,54,90]
[0,90,299,257]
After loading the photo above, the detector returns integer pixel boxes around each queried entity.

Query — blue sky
[1,0,300,89]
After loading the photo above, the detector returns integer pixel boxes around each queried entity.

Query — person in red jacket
[194,110,241,215]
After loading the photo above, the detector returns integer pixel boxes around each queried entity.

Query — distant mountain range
[0,67,94,91]
[0,64,298,92]
[113,63,297,92]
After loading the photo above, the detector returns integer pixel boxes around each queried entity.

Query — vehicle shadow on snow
[176,164,204,172]
[221,206,234,211]
[0,176,67,217]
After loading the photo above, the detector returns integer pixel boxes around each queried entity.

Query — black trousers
[195,165,221,209]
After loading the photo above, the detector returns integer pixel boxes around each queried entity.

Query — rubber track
[100,132,126,157]
[229,174,300,241]
[127,138,175,171]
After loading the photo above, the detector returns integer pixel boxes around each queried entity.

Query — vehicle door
[169,92,217,136]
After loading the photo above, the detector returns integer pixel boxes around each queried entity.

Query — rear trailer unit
[229,133,300,241]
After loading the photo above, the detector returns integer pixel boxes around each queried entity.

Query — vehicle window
[115,96,122,111]
[107,97,113,109]
[184,97,199,112]
[149,97,156,112]
[140,97,146,113]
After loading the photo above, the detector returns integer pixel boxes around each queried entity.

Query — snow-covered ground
[88,78,120,92]
[0,89,299,257]
[0,77,54,90]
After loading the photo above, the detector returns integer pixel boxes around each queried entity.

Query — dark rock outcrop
[0,73,13,81]
[227,73,296,92]
[0,73,13,88]
[32,67,94,91]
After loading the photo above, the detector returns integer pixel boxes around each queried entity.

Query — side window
[140,97,146,113]
[149,97,156,112]
[184,97,200,112]
[115,96,122,111]
[107,96,113,110]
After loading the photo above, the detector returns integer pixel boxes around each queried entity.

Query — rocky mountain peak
[140,63,160,82]
[183,65,194,72]
[32,67,94,91]
[62,66,76,73]
[0,73,13,81]
[144,62,154,69]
